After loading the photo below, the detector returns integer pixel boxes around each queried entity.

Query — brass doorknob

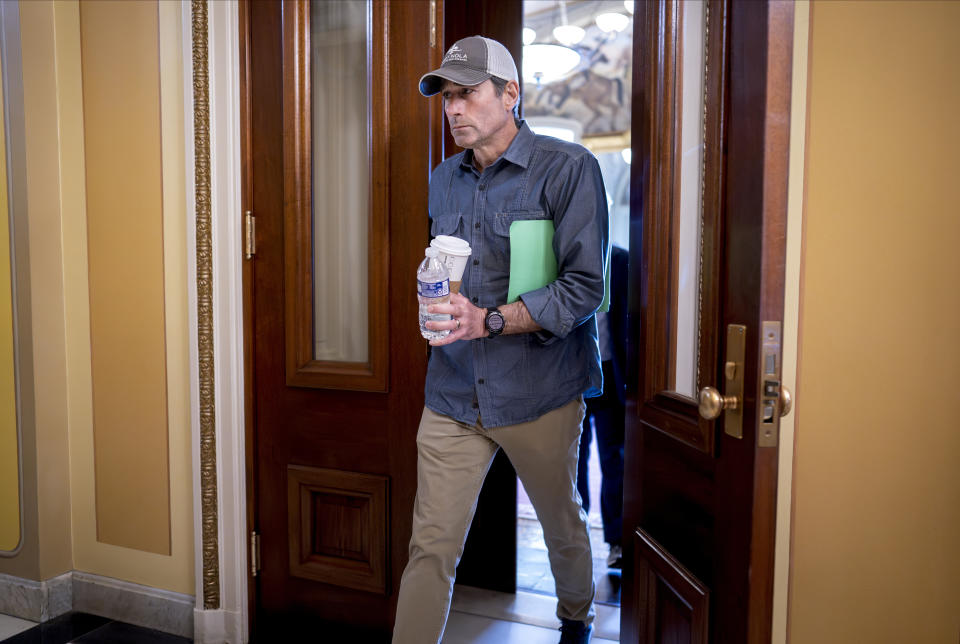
[779,385,793,417]
[698,386,739,420]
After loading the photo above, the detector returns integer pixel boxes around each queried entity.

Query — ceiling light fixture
[553,24,585,47]
[552,1,584,46]
[596,12,630,33]
[523,27,537,46]
[522,43,581,88]
[624,0,635,15]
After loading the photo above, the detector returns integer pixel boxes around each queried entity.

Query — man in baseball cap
[418,35,519,97]
[394,35,605,644]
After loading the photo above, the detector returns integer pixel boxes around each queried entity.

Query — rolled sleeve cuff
[520,286,576,342]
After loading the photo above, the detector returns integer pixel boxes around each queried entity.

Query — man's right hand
[425,292,486,346]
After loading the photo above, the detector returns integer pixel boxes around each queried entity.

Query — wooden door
[622,1,794,642]
[241,1,441,639]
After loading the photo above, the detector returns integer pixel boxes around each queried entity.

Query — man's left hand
[425,292,486,346]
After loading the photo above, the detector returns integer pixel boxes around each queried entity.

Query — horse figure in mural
[534,68,627,134]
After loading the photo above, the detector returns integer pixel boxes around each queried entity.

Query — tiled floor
[0,613,190,644]
[0,615,35,641]
[2,604,617,643]
[444,610,618,644]
[448,584,619,643]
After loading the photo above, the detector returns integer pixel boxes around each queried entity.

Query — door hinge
[245,211,256,259]
[250,531,261,577]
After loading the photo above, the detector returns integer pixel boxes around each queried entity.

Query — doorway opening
[516,0,633,626]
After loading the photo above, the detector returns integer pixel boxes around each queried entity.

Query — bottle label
[418,278,449,298]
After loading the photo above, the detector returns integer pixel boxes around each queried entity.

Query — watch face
[488,313,505,332]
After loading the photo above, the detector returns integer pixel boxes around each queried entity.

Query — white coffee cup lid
[431,235,471,256]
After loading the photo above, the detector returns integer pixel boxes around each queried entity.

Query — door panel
[286,465,389,594]
[243,0,440,637]
[633,528,709,644]
[623,1,793,642]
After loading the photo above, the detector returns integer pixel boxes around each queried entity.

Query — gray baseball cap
[419,36,519,97]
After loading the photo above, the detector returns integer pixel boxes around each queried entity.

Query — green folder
[507,220,610,312]
[598,248,611,313]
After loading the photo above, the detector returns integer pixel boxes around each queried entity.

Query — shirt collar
[458,120,535,172]
[502,120,534,169]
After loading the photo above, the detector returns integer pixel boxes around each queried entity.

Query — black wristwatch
[484,307,505,339]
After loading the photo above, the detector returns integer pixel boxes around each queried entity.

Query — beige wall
[0,0,193,594]
[80,0,171,557]
[789,2,960,642]
[66,0,193,593]
[18,0,74,581]
[0,42,19,554]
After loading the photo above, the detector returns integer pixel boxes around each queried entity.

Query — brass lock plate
[723,324,746,439]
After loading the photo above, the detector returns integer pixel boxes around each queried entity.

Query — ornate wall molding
[191,0,220,611]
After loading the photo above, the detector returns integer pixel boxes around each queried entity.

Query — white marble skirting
[0,571,72,622]
[72,571,194,638]
[0,571,194,639]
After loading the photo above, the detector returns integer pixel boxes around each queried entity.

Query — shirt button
[478,184,486,191]
[474,222,481,229]
[472,297,478,303]
[473,259,479,265]
[472,402,479,409]
[478,379,485,385]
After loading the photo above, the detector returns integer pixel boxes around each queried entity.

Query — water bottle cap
[425,247,439,257]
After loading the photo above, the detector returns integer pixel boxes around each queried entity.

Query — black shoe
[559,618,593,644]
[606,544,622,569]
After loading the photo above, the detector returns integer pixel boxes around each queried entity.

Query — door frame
[181,2,810,643]
[182,2,249,642]
[772,2,810,642]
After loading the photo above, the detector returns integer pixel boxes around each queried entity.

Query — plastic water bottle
[417,247,452,340]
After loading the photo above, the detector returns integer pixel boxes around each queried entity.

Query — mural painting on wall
[524,22,632,136]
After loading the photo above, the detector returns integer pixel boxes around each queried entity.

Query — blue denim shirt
[424,122,608,428]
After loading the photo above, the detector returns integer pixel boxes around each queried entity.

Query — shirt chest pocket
[430,212,463,237]
[492,210,551,238]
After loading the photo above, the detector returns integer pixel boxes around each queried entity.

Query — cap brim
[419,65,493,96]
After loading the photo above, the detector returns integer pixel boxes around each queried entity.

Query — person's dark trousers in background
[577,358,624,549]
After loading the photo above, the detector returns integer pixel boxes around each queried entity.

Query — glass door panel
[283,0,387,392]
[311,0,370,363]
[669,0,707,399]
[635,0,728,454]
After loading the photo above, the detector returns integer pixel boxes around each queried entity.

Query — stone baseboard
[0,571,72,622]
[0,571,194,639]
[72,571,194,638]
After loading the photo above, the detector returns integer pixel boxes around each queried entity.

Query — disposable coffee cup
[431,235,472,294]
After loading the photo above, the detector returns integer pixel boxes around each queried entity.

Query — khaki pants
[392,398,595,644]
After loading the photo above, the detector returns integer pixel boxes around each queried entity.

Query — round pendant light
[522,43,581,86]
[596,12,630,33]
[552,24,585,47]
